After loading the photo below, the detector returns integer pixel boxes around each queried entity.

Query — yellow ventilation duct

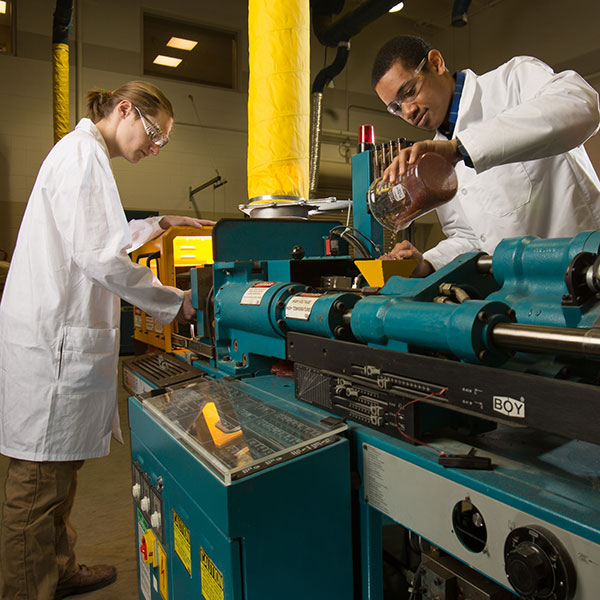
[52,0,73,144]
[53,43,70,144]
[247,0,310,207]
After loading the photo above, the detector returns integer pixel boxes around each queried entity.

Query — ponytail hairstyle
[85,80,174,124]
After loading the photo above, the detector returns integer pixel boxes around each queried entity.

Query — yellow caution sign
[200,547,224,600]
[173,511,192,575]
[158,543,168,600]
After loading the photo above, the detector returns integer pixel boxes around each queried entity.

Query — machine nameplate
[200,547,224,600]
[173,511,191,575]
[493,396,525,418]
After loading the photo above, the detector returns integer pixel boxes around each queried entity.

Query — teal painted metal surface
[129,388,354,600]
[488,231,600,328]
[352,425,600,542]
[166,218,600,598]
[351,424,600,598]
[351,296,514,364]
[347,251,510,363]
[213,275,360,374]
[351,150,384,250]
[211,218,348,262]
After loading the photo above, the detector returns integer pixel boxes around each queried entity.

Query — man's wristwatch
[455,137,474,168]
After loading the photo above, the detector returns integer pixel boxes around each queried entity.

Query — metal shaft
[492,323,600,357]
[476,254,493,274]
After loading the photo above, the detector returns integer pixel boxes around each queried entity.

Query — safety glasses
[134,105,169,148]
[386,56,428,116]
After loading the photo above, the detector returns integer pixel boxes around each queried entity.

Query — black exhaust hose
[312,0,400,47]
[312,42,351,94]
[451,0,472,26]
[52,0,73,45]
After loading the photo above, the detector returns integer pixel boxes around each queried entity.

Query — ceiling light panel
[167,36,198,51]
[153,55,182,68]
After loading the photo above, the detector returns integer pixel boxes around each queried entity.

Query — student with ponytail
[0,81,213,600]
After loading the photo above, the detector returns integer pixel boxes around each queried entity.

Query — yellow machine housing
[131,226,213,351]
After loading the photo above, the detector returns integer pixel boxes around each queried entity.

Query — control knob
[132,483,141,500]
[140,496,151,513]
[504,526,575,600]
[151,511,162,529]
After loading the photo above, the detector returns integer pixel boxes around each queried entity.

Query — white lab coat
[0,118,184,461]
[423,56,600,270]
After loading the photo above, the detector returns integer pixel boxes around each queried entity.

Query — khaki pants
[0,458,84,600]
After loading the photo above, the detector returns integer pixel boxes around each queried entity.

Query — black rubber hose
[52,0,73,45]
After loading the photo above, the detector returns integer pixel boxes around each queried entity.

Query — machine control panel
[131,461,165,542]
[362,442,600,600]
[140,377,348,484]
[288,331,600,445]
[295,363,458,442]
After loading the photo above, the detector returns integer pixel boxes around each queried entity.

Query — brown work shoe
[54,564,117,599]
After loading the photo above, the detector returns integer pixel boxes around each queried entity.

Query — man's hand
[159,215,216,230]
[380,240,434,278]
[383,139,460,184]
[381,240,423,261]
[176,290,196,323]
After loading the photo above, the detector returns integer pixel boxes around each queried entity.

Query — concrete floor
[0,362,139,599]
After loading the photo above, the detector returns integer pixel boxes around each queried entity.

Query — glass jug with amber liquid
[367,152,458,232]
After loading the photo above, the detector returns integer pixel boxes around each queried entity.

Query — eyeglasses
[134,105,169,148]
[386,56,428,116]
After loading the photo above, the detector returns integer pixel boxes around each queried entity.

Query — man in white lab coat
[371,35,600,276]
[0,81,213,600]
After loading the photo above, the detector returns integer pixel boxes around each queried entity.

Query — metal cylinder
[491,323,600,357]
[476,254,493,274]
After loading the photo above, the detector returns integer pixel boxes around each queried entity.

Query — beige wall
[0,0,250,255]
[1,0,599,256]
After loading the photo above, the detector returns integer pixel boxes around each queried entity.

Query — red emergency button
[140,530,158,567]
[140,537,148,561]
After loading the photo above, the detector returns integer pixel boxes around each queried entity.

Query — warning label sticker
[240,282,275,306]
[200,547,224,600]
[173,511,191,575]
[285,293,321,320]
